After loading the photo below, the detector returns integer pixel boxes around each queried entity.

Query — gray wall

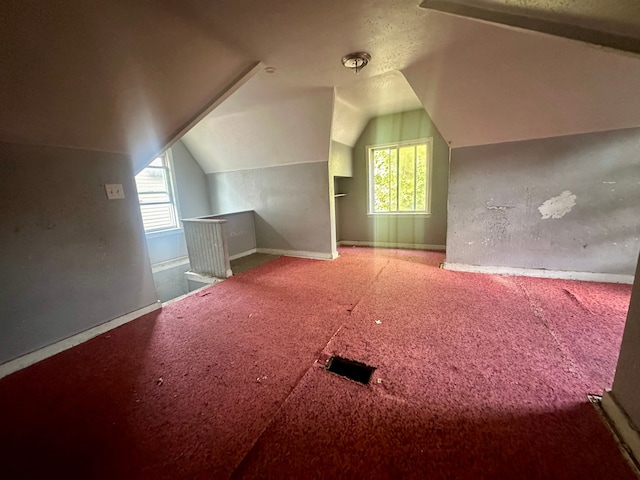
[612,252,640,427]
[146,231,187,266]
[203,211,256,258]
[0,142,157,364]
[337,109,449,246]
[146,140,212,265]
[207,162,333,254]
[172,140,211,220]
[447,128,640,274]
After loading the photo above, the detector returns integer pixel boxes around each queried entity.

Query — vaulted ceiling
[3,0,640,172]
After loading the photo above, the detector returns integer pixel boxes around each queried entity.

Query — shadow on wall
[253,213,293,251]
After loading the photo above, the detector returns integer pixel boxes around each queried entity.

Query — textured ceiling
[421,0,640,41]
[157,0,439,89]
[332,71,423,146]
[403,11,640,147]
[177,0,640,153]
[4,0,640,168]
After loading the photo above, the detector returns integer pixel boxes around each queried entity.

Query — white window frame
[366,138,433,216]
[135,149,181,234]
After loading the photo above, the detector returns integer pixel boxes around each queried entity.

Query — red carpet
[0,247,635,479]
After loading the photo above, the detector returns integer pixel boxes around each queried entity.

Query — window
[368,139,432,214]
[135,150,179,233]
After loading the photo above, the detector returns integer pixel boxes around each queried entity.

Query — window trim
[136,148,182,235]
[366,137,434,216]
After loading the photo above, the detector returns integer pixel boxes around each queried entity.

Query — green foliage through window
[369,141,430,213]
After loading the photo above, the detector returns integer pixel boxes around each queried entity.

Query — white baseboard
[229,248,257,261]
[602,390,640,467]
[339,240,446,251]
[255,248,336,260]
[442,262,634,284]
[0,301,162,380]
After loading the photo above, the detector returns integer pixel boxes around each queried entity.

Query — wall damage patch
[538,190,576,219]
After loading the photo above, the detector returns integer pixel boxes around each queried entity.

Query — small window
[135,150,179,233]
[368,139,432,215]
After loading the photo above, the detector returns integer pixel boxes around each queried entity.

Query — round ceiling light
[341,52,371,74]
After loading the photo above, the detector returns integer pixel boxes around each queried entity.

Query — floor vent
[326,356,375,385]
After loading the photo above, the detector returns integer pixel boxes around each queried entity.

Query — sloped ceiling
[333,71,423,147]
[420,0,640,53]
[4,0,640,170]
[174,0,439,171]
[181,72,334,174]
[403,11,640,147]
[173,0,640,160]
[0,0,255,171]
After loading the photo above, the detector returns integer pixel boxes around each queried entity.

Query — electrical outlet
[105,184,125,200]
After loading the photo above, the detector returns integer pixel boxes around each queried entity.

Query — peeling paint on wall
[538,190,576,219]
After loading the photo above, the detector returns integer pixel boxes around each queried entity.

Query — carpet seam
[347,259,390,316]
[228,326,346,478]
[511,276,588,384]
[229,260,391,477]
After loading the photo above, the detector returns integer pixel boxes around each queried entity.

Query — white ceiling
[421,0,640,40]
[403,11,640,147]
[182,73,333,174]
[177,0,640,157]
[0,0,254,171]
[4,0,640,169]
[332,71,423,147]
[158,0,442,89]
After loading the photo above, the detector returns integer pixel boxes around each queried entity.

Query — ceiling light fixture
[341,52,371,74]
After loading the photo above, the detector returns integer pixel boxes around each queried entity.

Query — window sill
[367,213,432,218]
[145,227,184,239]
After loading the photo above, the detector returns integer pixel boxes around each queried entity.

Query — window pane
[415,145,428,211]
[135,151,178,232]
[139,203,176,231]
[135,167,168,194]
[373,148,391,212]
[369,142,429,214]
[389,148,398,211]
[398,146,415,211]
[139,192,171,204]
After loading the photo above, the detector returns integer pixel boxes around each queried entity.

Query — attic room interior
[2,0,640,478]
